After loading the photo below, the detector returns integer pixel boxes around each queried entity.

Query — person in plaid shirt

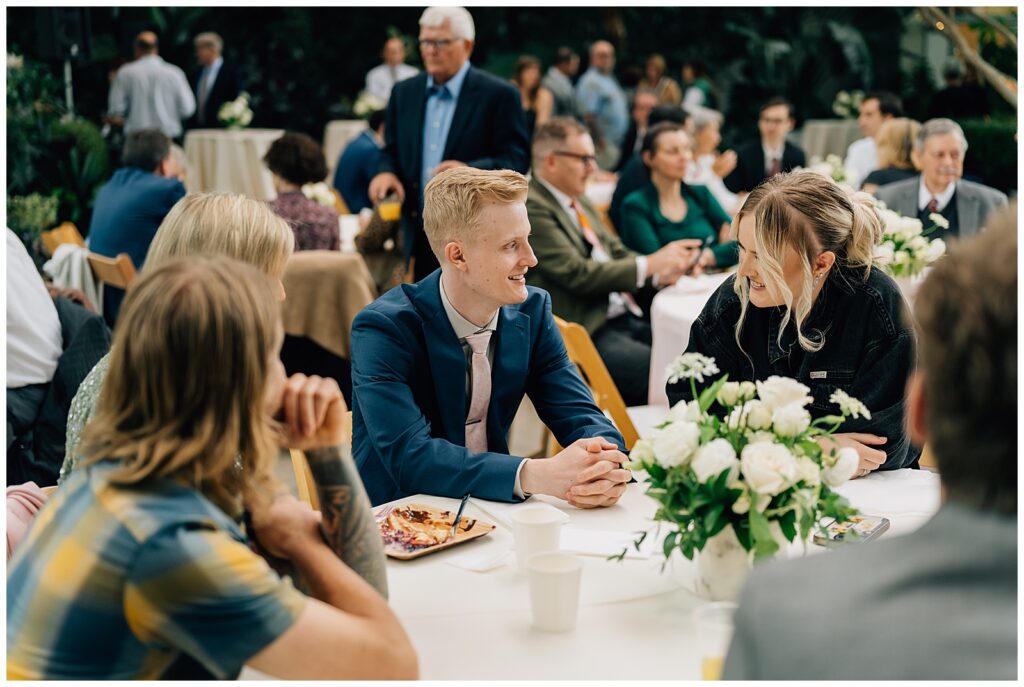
[7,257,417,680]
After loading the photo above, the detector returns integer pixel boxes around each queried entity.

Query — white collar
[762,140,785,160]
[536,176,578,218]
[439,274,499,341]
[918,177,957,211]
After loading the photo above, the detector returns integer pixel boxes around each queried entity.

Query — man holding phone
[525,117,703,406]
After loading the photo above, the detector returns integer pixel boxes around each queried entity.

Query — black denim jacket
[666,266,919,469]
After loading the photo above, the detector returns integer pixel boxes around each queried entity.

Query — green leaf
[812,415,845,428]
[748,508,780,558]
[697,375,730,414]
[779,509,797,542]
[795,439,822,459]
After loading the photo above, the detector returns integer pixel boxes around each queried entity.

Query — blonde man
[352,167,631,506]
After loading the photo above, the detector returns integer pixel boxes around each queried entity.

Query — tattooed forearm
[305,445,389,599]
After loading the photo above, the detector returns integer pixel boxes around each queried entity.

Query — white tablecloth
[377,469,940,680]
[183,128,284,200]
[800,119,862,161]
[648,272,732,407]
[323,119,368,184]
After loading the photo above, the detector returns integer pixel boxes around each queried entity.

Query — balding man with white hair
[575,40,629,170]
[369,6,530,281]
[874,118,1007,239]
[189,31,242,128]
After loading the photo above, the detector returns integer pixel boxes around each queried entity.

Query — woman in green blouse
[619,122,738,272]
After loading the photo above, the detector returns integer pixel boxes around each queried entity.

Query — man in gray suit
[874,118,1007,238]
[724,205,1017,680]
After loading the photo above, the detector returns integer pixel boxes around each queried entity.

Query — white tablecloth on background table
[800,119,862,161]
[648,272,732,407]
[183,128,284,200]
[323,119,368,183]
[371,469,940,680]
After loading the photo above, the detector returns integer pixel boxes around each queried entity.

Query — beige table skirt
[184,128,285,200]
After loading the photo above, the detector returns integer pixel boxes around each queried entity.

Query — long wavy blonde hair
[733,170,883,353]
[78,257,283,517]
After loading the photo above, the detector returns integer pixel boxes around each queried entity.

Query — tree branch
[965,7,1017,50]
[920,7,1017,110]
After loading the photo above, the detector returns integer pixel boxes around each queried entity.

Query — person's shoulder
[841,266,911,337]
[702,274,741,319]
[621,181,655,209]
[468,66,518,96]
[875,175,918,197]
[391,71,427,97]
[847,136,872,155]
[958,178,1008,204]
[734,139,761,156]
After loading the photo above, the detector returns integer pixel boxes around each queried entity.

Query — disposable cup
[511,507,563,574]
[526,551,582,633]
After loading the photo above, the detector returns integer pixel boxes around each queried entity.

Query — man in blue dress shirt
[88,129,186,324]
[333,109,385,213]
[369,6,529,281]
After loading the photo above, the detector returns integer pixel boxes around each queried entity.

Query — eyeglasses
[552,151,598,166]
[759,117,789,125]
[419,38,455,50]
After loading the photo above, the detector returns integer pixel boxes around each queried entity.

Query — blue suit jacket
[351,271,625,505]
[333,130,380,214]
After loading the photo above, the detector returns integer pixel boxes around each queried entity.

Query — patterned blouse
[268,191,340,252]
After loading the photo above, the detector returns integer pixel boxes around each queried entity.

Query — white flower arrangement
[218,91,253,129]
[807,154,848,184]
[873,205,947,278]
[7,53,24,71]
[353,90,386,118]
[832,89,865,119]
[301,181,336,208]
[621,353,862,562]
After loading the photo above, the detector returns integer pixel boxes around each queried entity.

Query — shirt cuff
[513,459,531,500]
[635,256,648,289]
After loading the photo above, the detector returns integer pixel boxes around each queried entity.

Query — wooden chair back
[87,252,136,290]
[290,411,353,510]
[918,443,938,471]
[41,222,86,255]
[553,316,639,450]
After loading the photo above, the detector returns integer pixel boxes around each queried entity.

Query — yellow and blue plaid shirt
[7,461,306,679]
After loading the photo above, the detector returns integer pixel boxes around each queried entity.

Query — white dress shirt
[365,62,419,103]
[439,276,530,499]
[108,55,196,138]
[762,142,785,175]
[536,176,648,319]
[918,178,957,212]
[686,153,741,215]
[844,137,878,190]
[7,230,62,388]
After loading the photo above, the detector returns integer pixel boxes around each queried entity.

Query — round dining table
[183,128,285,200]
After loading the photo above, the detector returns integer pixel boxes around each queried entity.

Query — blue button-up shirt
[420,60,472,205]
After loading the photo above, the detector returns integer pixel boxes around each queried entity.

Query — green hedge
[960,118,1017,195]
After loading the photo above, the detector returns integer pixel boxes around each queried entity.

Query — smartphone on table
[812,515,890,547]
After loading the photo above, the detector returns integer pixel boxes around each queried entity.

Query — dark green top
[619,181,738,267]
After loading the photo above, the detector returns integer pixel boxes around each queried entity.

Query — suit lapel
[532,179,589,255]
[488,306,530,453]
[443,67,479,160]
[408,273,469,444]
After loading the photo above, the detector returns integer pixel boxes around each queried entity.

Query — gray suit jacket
[724,503,1017,680]
[874,176,1008,238]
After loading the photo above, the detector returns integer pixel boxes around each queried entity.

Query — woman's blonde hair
[147,192,294,278]
[733,170,883,353]
[875,117,921,171]
[422,167,528,259]
[78,256,283,517]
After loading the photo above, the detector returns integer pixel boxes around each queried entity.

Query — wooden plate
[375,502,496,560]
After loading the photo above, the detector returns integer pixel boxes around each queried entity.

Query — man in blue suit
[352,167,631,506]
[368,6,530,282]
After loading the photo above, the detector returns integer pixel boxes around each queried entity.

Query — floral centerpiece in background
[623,353,863,599]
[873,205,947,278]
[218,91,253,129]
[832,89,864,119]
[353,90,385,118]
[807,153,849,186]
[301,181,336,209]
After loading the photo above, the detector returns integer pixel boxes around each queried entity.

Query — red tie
[926,198,939,214]
[769,156,782,177]
[571,199,643,318]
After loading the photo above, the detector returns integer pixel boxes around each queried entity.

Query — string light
[935,21,945,31]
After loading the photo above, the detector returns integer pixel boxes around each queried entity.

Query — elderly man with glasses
[524,118,702,406]
[369,5,530,281]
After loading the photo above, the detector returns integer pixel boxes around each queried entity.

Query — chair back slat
[87,252,136,289]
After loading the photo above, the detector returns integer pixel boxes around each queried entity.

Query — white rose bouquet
[301,181,336,208]
[218,91,254,130]
[807,154,848,185]
[873,206,947,278]
[623,353,863,563]
[353,90,386,118]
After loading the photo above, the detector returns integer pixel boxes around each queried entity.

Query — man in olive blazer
[525,118,697,406]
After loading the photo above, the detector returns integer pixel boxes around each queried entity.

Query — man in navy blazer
[352,167,631,506]
[369,6,530,282]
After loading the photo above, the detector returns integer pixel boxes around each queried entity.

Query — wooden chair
[918,443,938,471]
[290,411,353,510]
[86,252,136,290]
[40,222,86,256]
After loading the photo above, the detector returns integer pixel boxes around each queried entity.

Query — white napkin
[561,526,657,559]
[468,498,571,530]
[443,547,512,572]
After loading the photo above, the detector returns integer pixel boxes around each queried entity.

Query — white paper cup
[693,601,737,680]
[526,551,582,633]
[511,507,563,574]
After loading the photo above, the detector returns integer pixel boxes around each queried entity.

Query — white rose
[796,456,821,486]
[893,250,909,266]
[772,402,811,437]
[716,381,742,407]
[690,439,739,483]
[928,212,950,230]
[731,490,751,514]
[874,243,894,265]
[822,447,859,487]
[908,235,929,253]
[899,217,924,238]
[630,438,655,467]
[667,399,702,424]
[738,381,757,401]
[652,421,701,469]
[744,429,776,445]
[924,238,946,263]
[756,376,812,411]
[744,400,774,430]
[741,442,798,496]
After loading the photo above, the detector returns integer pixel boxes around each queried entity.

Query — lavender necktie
[464,331,492,453]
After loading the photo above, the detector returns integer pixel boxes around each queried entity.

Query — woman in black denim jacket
[667,171,920,473]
